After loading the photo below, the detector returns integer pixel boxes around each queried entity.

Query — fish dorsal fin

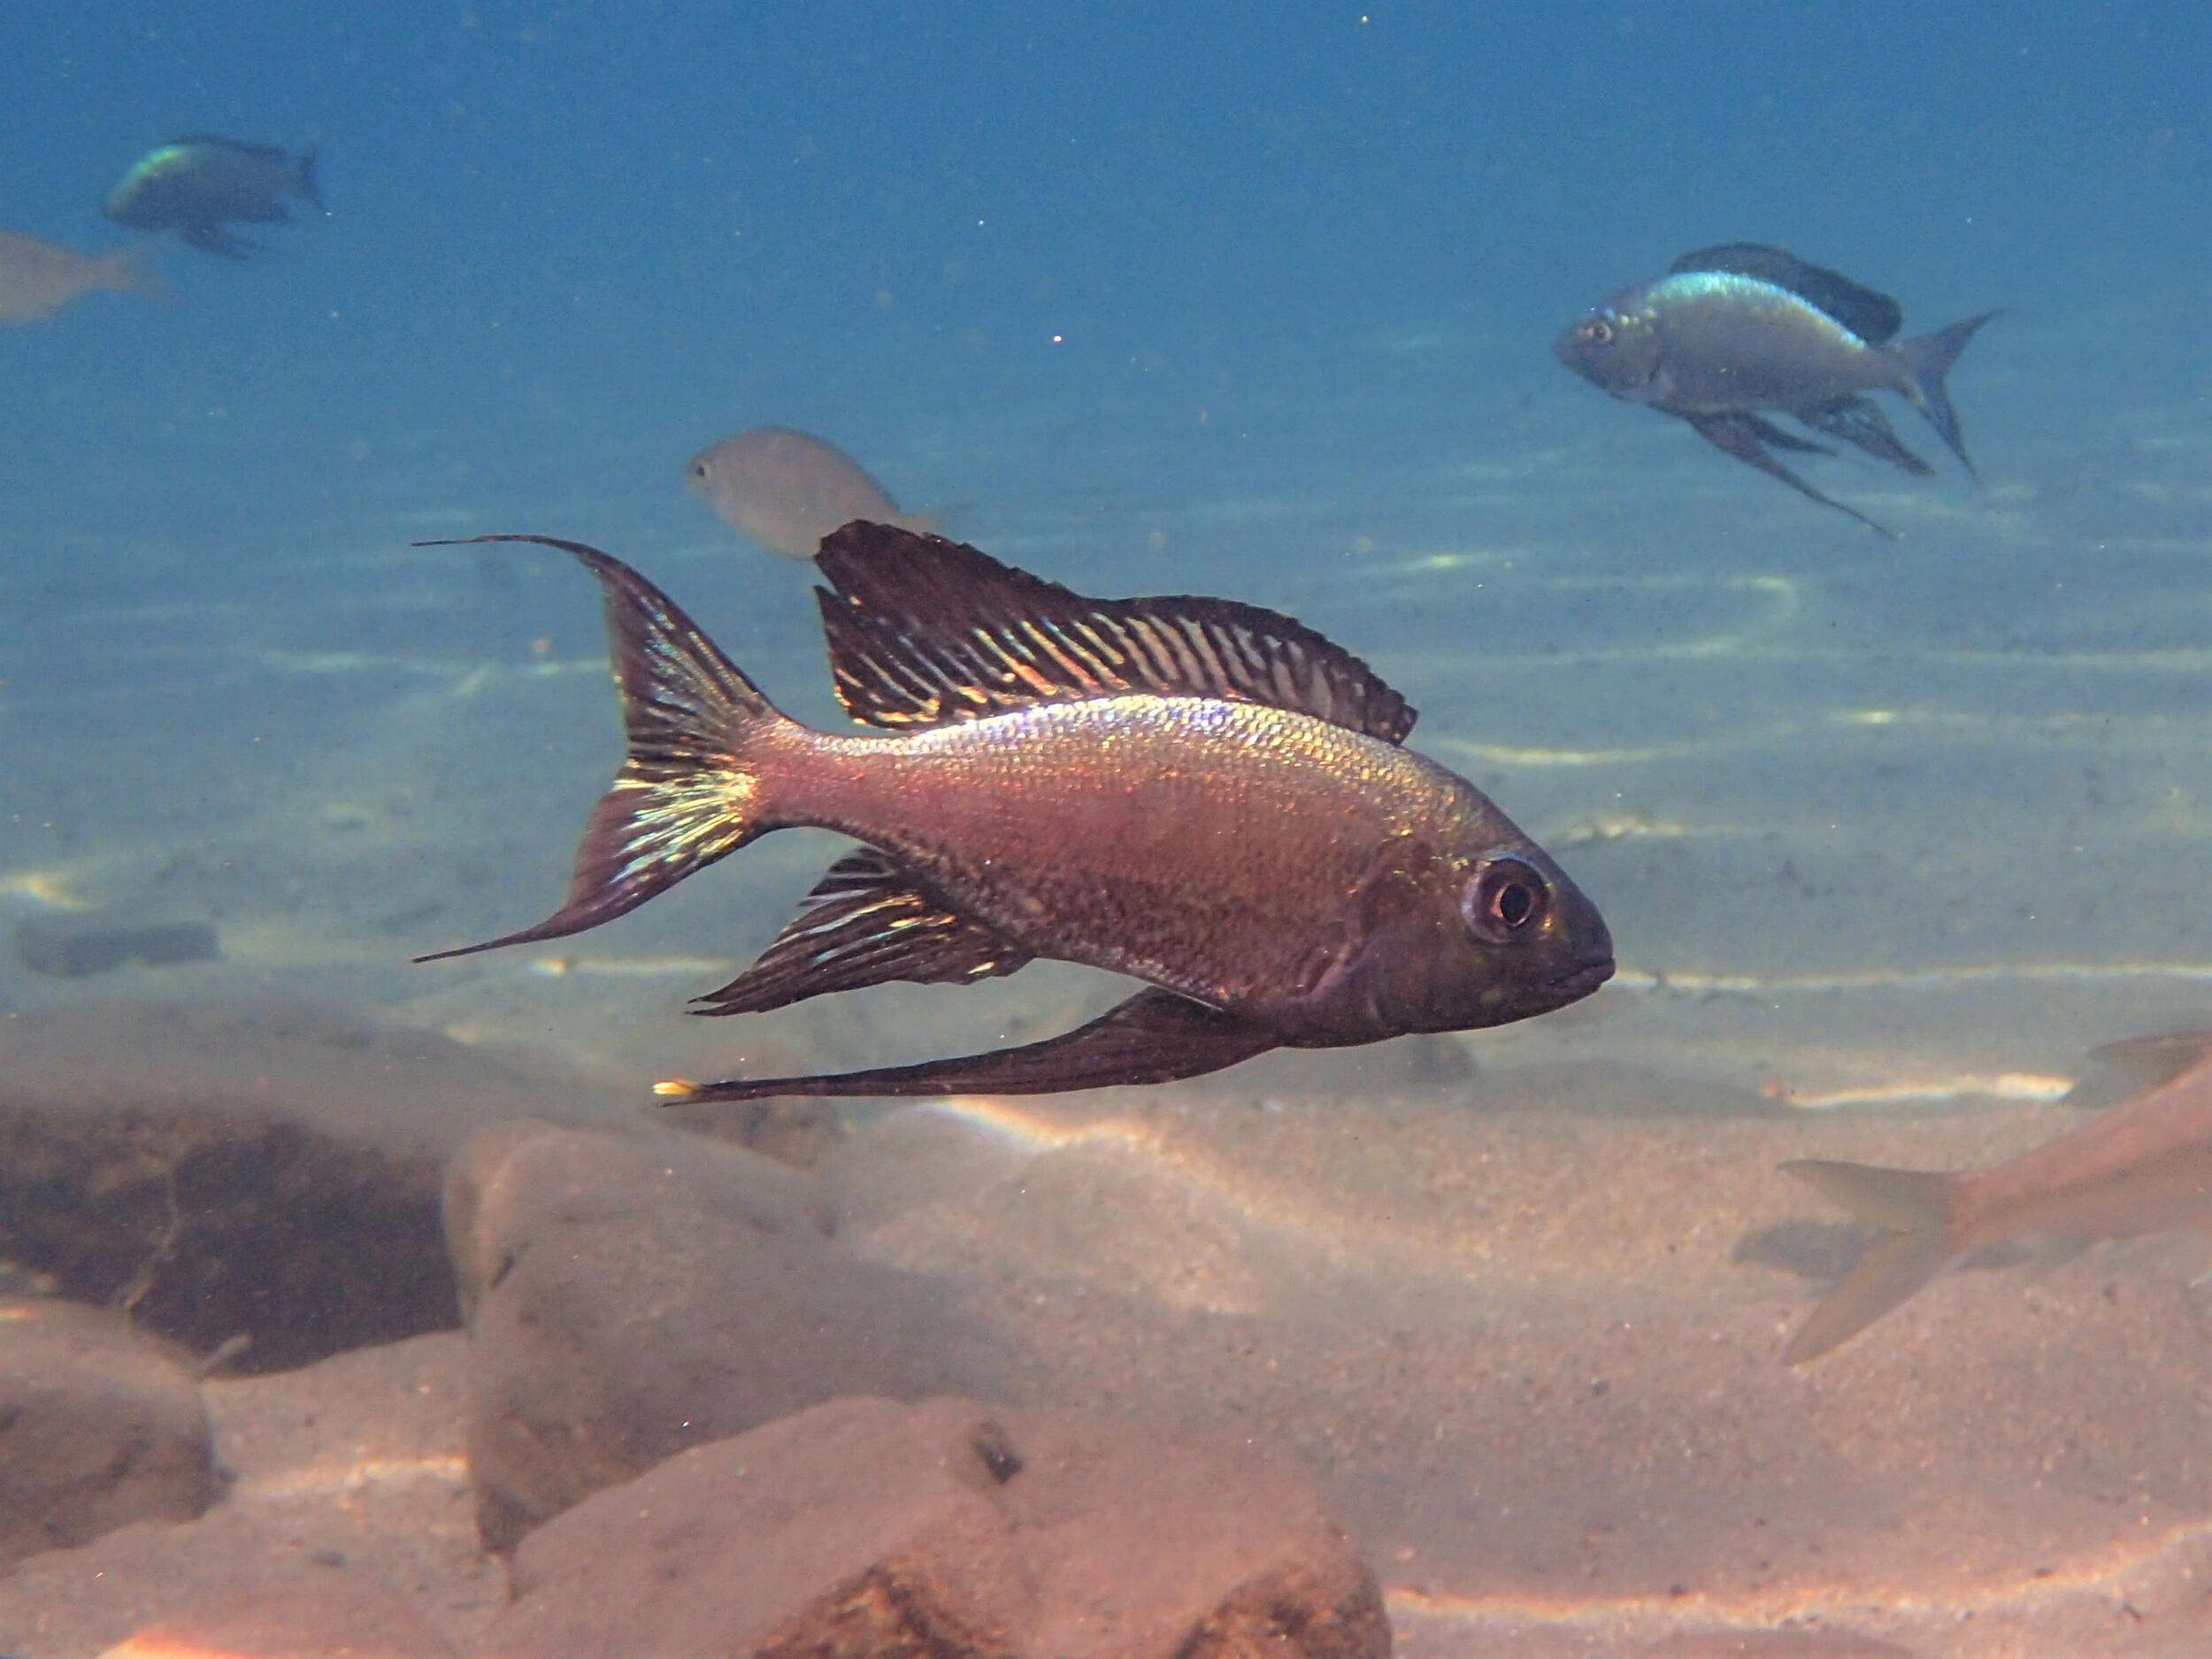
[1670,242,1904,345]
[2067,1030,2212,1110]
[812,523,1416,742]
[690,847,1033,1017]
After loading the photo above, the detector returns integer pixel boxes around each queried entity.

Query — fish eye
[1463,858,1549,944]
[1578,318,1615,346]
[689,461,710,480]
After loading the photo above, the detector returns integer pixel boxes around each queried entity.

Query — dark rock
[0,1299,216,1566]
[99,1566,463,1658]
[0,1000,611,1371]
[448,1124,1005,1548]
[472,1394,1390,1659]
[0,1333,498,1656]
[14,910,219,978]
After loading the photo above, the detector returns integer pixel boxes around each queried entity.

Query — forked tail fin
[1895,310,2000,480]
[1778,1158,1961,1364]
[414,534,789,962]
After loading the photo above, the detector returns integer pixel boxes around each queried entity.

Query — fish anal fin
[692,847,1033,1017]
[813,522,1416,743]
[1779,1157,1962,1363]
[1681,412,1897,539]
[1800,397,1934,476]
[1739,414,1832,457]
[1670,242,1905,344]
[663,987,1279,1103]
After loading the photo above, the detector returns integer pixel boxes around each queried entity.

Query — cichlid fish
[687,426,934,559]
[418,525,1614,1102]
[0,230,156,324]
[1780,1030,2212,1363]
[1555,243,1997,537]
[104,135,323,259]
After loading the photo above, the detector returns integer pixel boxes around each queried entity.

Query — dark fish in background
[686,426,935,559]
[0,230,155,323]
[104,135,323,259]
[417,525,1614,1102]
[1779,1030,2212,1363]
[1555,243,1997,536]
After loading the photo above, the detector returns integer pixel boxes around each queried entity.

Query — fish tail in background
[296,140,324,211]
[414,534,794,962]
[1893,311,2001,480]
[1778,1158,1962,1363]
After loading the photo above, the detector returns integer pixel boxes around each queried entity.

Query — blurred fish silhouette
[1781,1031,2212,1363]
[686,426,935,559]
[417,525,1614,1102]
[0,230,156,323]
[1555,243,1997,536]
[104,135,323,258]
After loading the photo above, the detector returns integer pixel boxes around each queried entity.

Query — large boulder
[445,1122,1007,1546]
[0,1299,217,1565]
[472,1394,1390,1659]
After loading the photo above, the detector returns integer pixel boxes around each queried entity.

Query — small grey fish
[104,135,323,259]
[1780,1030,2212,1363]
[687,426,934,560]
[1555,243,1997,536]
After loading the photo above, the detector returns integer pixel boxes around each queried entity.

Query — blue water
[3,4,2210,1650]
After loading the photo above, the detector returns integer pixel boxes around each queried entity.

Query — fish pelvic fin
[1680,411,1897,539]
[659,987,1281,1104]
[414,535,792,963]
[1893,310,2000,481]
[1778,1158,1961,1363]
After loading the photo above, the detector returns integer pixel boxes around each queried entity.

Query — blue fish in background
[104,134,323,259]
[1555,242,1997,537]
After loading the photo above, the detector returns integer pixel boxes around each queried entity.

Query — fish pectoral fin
[1680,412,1897,539]
[691,847,1033,1016]
[661,987,1281,1104]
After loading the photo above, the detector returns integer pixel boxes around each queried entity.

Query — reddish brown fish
[686,426,933,559]
[1781,1030,2212,1363]
[418,525,1614,1102]
[0,230,154,324]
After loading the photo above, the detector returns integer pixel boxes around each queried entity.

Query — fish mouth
[1546,956,1616,1002]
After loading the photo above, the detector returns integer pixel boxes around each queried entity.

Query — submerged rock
[473,1394,1390,1659]
[0,1299,217,1566]
[446,1122,1006,1547]
[95,1567,462,1658]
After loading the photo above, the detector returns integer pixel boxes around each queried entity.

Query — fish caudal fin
[414,534,787,963]
[1778,1158,1961,1363]
[1894,310,2000,481]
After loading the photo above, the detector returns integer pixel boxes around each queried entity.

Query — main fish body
[104,135,322,258]
[419,525,1613,1100]
[1592,273,1908,414]
[1781,1031,2212,1363]
[1555,243,1995,536]
[777,695,1568,1038]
